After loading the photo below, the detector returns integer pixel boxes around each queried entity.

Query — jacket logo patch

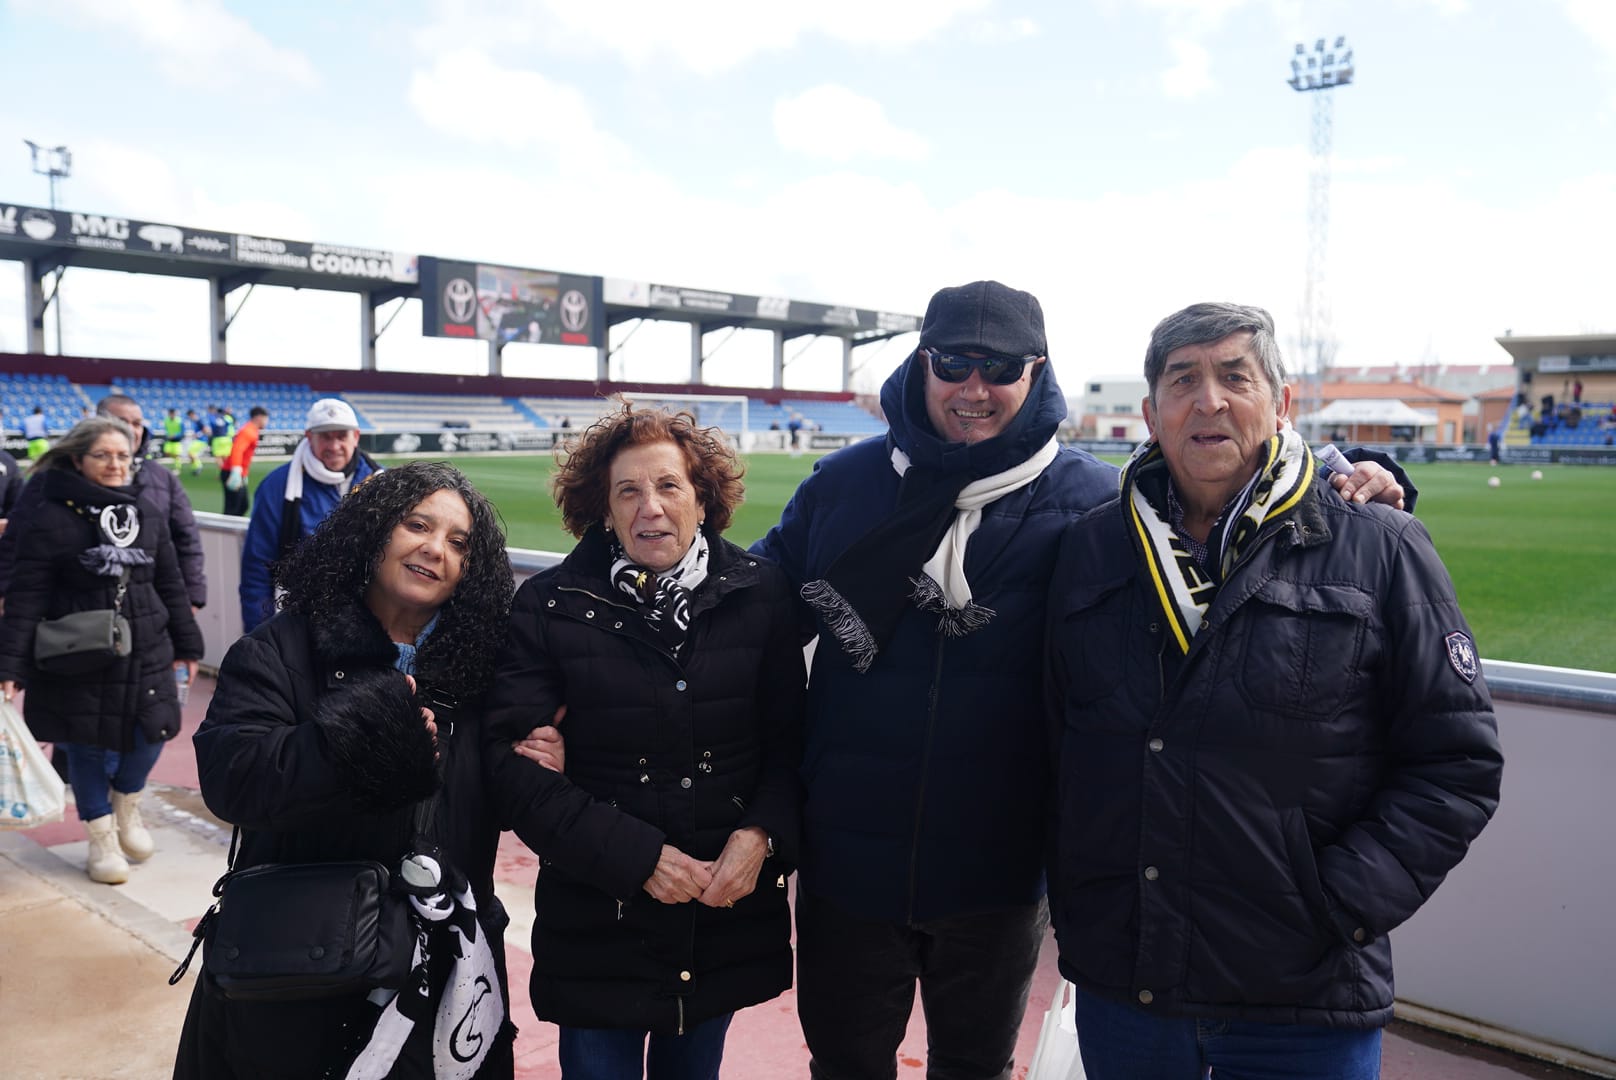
[1445,631,1479,684]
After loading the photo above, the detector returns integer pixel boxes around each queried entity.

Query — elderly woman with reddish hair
[484,402,804,1080]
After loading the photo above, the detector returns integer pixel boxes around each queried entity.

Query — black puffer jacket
[0,467,202,749]
[0,455,207,608]
[484,528,804,1035]
[174,601,514,1079]
[1046,483,1503,1029]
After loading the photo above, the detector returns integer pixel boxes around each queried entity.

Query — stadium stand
[343,391,525,431]
[0,355,890,444]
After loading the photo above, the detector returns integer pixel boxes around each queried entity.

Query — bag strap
[108,566,130,616]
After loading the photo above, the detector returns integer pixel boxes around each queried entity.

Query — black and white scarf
[344,853,503,1080]
[610,532,711,657]
[67,499,153,577]
[802,437,1058,673]
[1122,428,1314,654]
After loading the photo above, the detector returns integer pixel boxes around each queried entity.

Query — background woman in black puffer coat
[173,462,536,1079]
[484,404,804,1080]
[0,416,202,885]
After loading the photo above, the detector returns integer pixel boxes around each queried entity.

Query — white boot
[111,789,155,862]
[84,815,130,885]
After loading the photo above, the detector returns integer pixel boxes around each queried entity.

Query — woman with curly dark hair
[174,462,527,1079]
[484,402,805,1080]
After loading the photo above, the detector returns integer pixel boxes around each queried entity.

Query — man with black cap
[239,397,381,631]
[752,281,1407,1079]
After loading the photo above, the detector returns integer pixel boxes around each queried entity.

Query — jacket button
[1138,989,1154,1005]
[1148,623,1159,634]
[309,946,325,959]
[586,610,595,619]
[639,773,650,784]
[1144,866,1159,881]
[680,777,692,789]
[679,970,691,982]
[638,757,647,766]
[719,575,727,581]
[614,621,623,629]
[334,670,345,680]
[675,680,687,691]
[1148,738,1164,752]
[702,750,711,758]
[1353,927,1367,943]
[547,599,556,608]
[747,560,756,566]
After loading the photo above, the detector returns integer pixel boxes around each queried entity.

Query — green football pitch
[178,454,1616,672]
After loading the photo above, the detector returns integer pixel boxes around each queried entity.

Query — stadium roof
[0,200,919,387]
[1493,333,1616,363]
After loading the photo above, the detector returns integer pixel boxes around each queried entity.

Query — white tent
[1298,399,1440,428]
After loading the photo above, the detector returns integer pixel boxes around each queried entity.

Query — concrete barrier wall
[192,518,1615,1069]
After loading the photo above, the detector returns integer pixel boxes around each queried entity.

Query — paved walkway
[0,675,1596,1079]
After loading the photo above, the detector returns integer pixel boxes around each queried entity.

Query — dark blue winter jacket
[752,353,1119,922]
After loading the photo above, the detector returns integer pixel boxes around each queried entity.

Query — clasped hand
[643,827,769,908]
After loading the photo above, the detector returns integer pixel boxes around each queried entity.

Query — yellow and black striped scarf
[1121,429,1314,653]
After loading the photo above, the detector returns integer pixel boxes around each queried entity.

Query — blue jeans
[557,1013,733,1080]
[62,727,163,821]
[1071,986,1382,1080]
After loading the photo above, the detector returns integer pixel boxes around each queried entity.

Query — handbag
[169,823,415,1002]
[1025,979,1088,1080]
[33,569,132,675]
[0,700,67,829]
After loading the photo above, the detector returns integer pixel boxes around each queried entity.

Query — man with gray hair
[1045,302,1501,1078]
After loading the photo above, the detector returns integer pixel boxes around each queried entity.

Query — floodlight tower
[1286,37,1353,399]
[24,140,72,353]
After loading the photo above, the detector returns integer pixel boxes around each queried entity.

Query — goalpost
[626,392,753,451]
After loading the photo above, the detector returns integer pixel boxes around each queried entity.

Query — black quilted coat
[174,599,514,1078]
[1046,482,1503,1029]
[484,527,805,1035]
[0,467,202,750]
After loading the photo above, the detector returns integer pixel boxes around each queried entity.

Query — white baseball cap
[305,398,359,433]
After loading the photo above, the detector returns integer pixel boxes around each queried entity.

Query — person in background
[0,405,23,538]
[182,410,208,475]
[220,406,268,517]
[485,403,803,1080]
[23,405,49,461]
[162,408,184,465]
[175,463,526,1079]
[1045,302,1501,1079]
[0,393,208,612]
[239,398,381,632]
[0,417,203,884]
[206,405,234,462]
[751,280,1409,1080]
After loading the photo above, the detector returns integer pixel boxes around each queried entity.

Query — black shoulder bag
[33,568,132,675]
[168,802,431,1002]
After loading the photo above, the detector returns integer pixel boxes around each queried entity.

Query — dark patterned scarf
[609,532,711,657]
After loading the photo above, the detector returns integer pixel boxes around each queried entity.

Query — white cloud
[418,0,990,74]
[1162,38,1215,98]
[1562,0,1616,60]
[774,85,929,163]
[12,0,318,90]
[407,49,633,168]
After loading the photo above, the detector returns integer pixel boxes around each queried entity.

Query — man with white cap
[239,397,381,631]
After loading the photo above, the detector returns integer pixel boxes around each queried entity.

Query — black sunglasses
[922,346,1042,386]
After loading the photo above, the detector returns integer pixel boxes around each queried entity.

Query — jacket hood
[879,348,1068,478]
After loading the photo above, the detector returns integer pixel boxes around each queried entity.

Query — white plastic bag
[0,700,66,829]
[1026,979,1087,1080]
